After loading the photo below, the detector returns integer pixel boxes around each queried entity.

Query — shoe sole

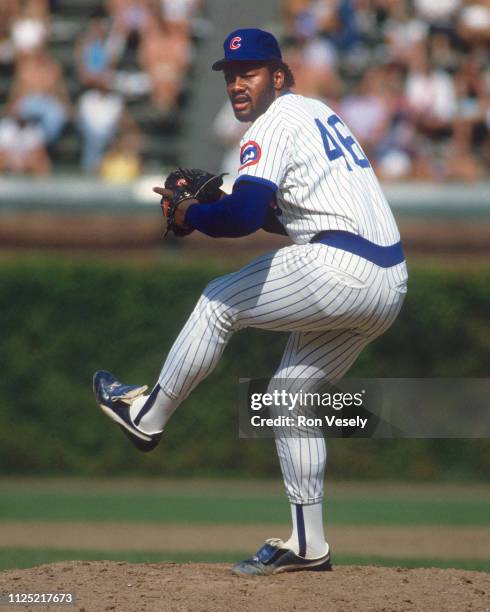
[119,425,161,452]
[98,402,162,452]
[98,402,153,442]
[232,556,332,577]
[271,558,333,575]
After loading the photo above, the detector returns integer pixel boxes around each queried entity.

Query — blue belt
[310,231,405,268]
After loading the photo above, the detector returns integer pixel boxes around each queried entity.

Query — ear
[272,68,286,91]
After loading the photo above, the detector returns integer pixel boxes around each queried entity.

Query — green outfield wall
[1,258,488,479]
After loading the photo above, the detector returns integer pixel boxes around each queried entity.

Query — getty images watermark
[249,388,368,429]
[238,378,490,438]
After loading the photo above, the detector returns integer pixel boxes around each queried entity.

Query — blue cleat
[93,370,162,453]
[232,538,332,576]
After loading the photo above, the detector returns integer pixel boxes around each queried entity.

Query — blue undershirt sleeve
[184,179,277,238]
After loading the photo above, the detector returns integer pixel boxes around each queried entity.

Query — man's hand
[155,168,226,238]
[153,187,198,233]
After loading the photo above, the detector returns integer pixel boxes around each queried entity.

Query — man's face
[224,62,278,122]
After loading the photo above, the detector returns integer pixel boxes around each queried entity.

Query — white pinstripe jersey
[237,93,401,246]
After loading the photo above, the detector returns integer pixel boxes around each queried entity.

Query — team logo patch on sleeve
[239,141,261,169]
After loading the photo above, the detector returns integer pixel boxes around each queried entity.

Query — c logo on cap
[230,36,242,50]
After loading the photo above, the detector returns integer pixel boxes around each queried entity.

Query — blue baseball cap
[212,28,282,71]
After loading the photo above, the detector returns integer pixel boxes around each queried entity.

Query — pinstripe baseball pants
[158,242,408,504]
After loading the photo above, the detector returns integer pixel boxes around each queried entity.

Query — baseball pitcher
[93,28,408,576]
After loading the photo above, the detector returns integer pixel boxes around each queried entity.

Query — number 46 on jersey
[315,114,370,171]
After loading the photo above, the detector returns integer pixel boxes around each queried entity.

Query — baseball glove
[159,168,226,237]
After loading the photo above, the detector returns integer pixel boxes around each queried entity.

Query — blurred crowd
[0,0,202,178]
[282,0,490,181]
[0,0,488,182]
[216,0,489,182]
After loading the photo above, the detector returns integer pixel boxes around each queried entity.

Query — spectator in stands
[75,13,118,89]
[366,63,421,181]
[106,0,154,53]
[412,0,461,29]
[77,82,123,172]
[158,0,203,35]
[404,41,458,137]
[283,36,341,101]
[138,17,190,112]
[281,1,341,101]
[0,0,20,28]
[10,0,50,55]
[0,0,19,64]
[453,54,487,149]
[0,109,51,175]
[485,103,490,172]
[7,46,70,146]
[100,131,142,182]
[382,1,429,64]
[328,0,364,52]
[339,66,393,159]
[457,1,490,47]
[282,0,339,44]
[100,0,155,99]
[427,29,459,73]
[446,53,487,181]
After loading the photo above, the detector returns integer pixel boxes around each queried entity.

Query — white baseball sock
[129,385,177,434]
[284,502,329,559]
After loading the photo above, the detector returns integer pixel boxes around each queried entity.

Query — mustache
[231,94,250,102]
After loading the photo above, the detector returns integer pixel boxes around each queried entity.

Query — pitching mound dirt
[1,562,488,611]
